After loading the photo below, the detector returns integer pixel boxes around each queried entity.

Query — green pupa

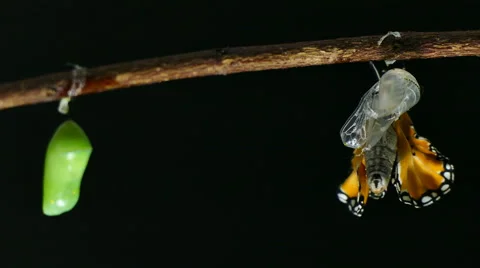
[43,120,92,216]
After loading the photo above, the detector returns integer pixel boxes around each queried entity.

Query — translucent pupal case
[340,69,421,150]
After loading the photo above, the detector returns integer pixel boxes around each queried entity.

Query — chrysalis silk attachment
[340,69,421,150]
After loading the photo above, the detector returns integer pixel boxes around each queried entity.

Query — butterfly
[337,67,454,217]
[337,112,454,217]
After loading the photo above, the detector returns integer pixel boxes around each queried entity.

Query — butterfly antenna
[369,61,381,81]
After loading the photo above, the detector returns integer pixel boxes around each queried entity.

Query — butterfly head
[368,173,390,199]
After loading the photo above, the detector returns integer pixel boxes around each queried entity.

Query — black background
[1,0,479,267]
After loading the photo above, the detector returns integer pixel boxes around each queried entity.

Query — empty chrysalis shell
[43,120,93,216]
[340,68,420,150]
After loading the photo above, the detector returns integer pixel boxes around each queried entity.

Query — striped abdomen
[364,125,397,199]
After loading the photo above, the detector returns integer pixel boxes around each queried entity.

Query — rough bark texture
[0,30,478,111]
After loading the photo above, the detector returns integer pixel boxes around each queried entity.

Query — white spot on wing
[337,193,348,203]
[421,195,432,204]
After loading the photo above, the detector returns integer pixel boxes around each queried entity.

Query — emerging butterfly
[337,66,454,217]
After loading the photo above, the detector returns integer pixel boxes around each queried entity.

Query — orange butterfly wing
[391,113,454,207]
[337,148,370,217]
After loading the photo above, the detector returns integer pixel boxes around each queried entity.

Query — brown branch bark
[0,30,479,111]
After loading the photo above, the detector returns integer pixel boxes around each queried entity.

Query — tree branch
[0,30,479,111]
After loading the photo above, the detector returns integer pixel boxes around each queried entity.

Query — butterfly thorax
[364,124,397,199]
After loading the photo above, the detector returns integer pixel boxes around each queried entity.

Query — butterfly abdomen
[364,126,397,199]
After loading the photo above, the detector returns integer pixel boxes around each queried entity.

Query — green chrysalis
[43,120,93,216]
